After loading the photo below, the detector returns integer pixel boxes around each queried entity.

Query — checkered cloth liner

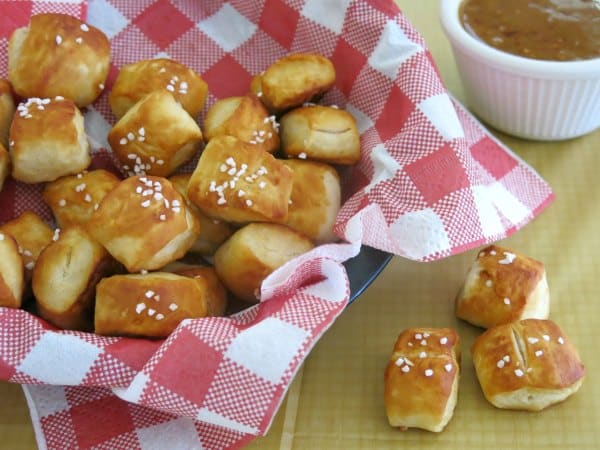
[0,0,553,448]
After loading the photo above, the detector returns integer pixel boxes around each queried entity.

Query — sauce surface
[460,0,600,61]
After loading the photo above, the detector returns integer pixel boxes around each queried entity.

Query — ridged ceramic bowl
[440,0,600,141]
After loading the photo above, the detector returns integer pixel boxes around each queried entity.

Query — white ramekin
[439,0,600,140]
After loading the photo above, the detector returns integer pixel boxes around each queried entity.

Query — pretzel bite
[456,245,549,328]
[169,265,228,317]
[86,176,200,272]
[0,210,53,282]
[187,135,294,224]
[0,144,9,192]
[9,97,91,183]
[95,272,215,338]
[0,79,16,148]
[109,58,208,119]
[282,159,341,243]
[43,169,120,228]
[280,105,360,165]
[204,95,280,153]
[8,14,110,107]
[108,90,203,177]
[0,232,24,308]
[472,319,585,411]
[168,173,233,255]
[258,53,335,113]
[214,223,314,302]
[32,226,119,331]
[384,328,461,432]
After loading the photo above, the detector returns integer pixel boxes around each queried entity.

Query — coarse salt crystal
[395,357,404,367]
[419,351,427,358]
[166,84,175,92]
[485,279,493,287]
[401,365,410,373]
[542,334,550,341]
[140,200,151,208]
[440,337,448,345]
[55,35,62,45]
[424,369,434,377]
[558,337,565,345]
[527,337,539,344]
[145,290,155,298]
[504,297,511,305]
[298,152,307,159]
[499,252,517,264]
[127,132,135,141]
[497,360,505,368]
[514,368,524,377]
[415,333,422,340]
[58,199,66,207]
[155,313,164,321]
[75,37,83,44]
[444,363,452,372]
[135,303,146,314]
[535,350,544,357]
[159,214,166,221]
[120,138,128,145]
[80,23,89,32]
[169,303,178,311]
[147,308,156,317]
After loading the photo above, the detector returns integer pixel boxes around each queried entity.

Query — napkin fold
[0,0,553,449]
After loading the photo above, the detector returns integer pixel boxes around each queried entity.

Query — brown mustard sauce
[460,0,600,61]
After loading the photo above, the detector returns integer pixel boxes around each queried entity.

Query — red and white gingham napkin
[0,0,553,448]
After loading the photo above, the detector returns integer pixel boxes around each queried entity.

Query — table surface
[2,2,600,449]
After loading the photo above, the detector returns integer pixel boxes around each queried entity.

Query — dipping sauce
[460,0,600,61]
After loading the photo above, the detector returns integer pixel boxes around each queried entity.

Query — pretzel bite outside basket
[187,135,294,224]
[0,210,54,282]
[0,232,24,309]
[168,173,233,255]
[472,319,585,411]
[43,169,121,228]
[280,105,361,165]
[32,226,120,331]
[108,90,203,177]
[257,53,335,113]
[203,94,280,154]
[0,79,16,148]
[9,97,91,183]
[95,272,218,338]
[0,144,9,192]
[456,245,549,328]
[86,175,199,273]
[384,328,461,432]
[214,223,314,303]
[8,13,110,107]
[282,159,341,244]
[109,58,208,119]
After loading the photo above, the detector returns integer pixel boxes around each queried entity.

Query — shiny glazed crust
[280,105,360,165]
[456,245,549,328]
[95,272,213,338]
[43,169,121,228]
[109,58,208,119]
[9,97,90,183]
[0,79,15,148]
[214,222,314,302]
[32,226,119,331]
[187,135,294,224]
[0,232,24,309]
[282,159,341,243]
[8,13,110,107]
[384,328,461,432]
[259,53,335,113]
[472,319,585,411]
[203,95,280,153]
[86,176,200,272]
[0,210,54,281]
[108,90,203,177]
